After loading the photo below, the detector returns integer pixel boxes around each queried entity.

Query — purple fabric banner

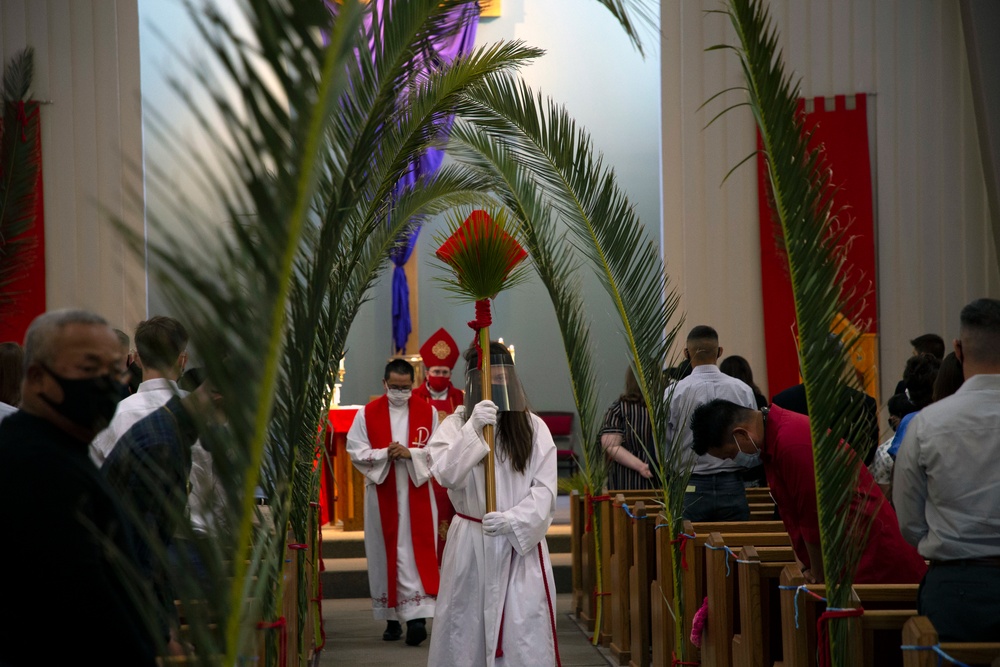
[381,2,479,353]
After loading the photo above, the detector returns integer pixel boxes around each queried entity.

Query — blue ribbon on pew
[900,645,972,667]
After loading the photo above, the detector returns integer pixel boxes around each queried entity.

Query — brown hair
[0,342,23,406]
[134,316,188,372]
[931,351,964,402]
[619,367,643,404]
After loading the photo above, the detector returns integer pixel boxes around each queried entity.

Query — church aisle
[316,593,612,666]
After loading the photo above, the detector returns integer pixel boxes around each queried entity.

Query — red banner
[0,100,45,344]
[757,94,877,398]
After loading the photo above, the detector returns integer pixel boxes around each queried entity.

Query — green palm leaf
[112,0,677,663]
[449,69,691,652]
[718,1,877,662]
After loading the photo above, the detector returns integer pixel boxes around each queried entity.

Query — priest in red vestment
[347,358,439,646]
[413,327,465,417]
[412,327,461,556]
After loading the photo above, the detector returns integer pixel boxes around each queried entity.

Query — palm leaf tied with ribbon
[714,1,877,664]
[434,207,529,511]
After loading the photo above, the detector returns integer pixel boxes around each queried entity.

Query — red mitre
[420,327,459,370]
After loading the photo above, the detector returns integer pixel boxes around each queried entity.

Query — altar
[318,406,365,530]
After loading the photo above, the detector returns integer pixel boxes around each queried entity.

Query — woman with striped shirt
[599,368,659,490]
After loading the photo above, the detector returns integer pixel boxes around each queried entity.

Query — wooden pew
[600,490,661,650]
[570,490,586,618]
[650,519,788,667]
[732,544,797,667]
[902,616,1000,667]
[776,565,922,667]
[701,533,793,667]
[628,501,658,667]
[572,488,659,641]
[609,494,660,665]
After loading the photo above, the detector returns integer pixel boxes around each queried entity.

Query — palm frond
[719,1,876,661]
[116,0,679,663]
[592,0,659,58]
[449,68,689,651]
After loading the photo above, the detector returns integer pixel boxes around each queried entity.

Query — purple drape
[382,2,479,353]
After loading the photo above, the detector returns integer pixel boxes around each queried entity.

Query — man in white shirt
[347,358,439,647]
[667,325,757,521]
[90,316,188,466]
[894,297,1000,641]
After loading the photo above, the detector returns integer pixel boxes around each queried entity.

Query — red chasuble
[413,382,464,418]
[364,395,439,606]
[411,382,461,558]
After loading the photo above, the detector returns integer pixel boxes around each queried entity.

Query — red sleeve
[779,441,821,545]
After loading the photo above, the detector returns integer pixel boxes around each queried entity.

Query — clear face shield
[464,351,528,413]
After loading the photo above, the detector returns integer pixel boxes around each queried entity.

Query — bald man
[666,325,757,522]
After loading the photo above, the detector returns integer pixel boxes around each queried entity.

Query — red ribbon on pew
[258,617,288,667]
[670,533,693,571]
[816,606,864,667]
[584,493,612,532]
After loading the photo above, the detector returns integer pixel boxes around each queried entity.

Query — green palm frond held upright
[716,0,876,663]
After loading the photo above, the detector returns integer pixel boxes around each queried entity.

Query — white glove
[469,400,498,433]
[482,511,513,537]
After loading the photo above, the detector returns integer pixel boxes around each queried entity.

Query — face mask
[427,375,451,393]
[733,432,761,468]
[387,388,411,407]
[40,365,124,432]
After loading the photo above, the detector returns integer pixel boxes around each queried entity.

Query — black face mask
[39,364,125,432]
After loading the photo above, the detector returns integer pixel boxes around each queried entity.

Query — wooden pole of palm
[715,1,876,663]
[435,207,528,512]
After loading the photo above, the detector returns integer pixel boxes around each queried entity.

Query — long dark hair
[719,355,763,397]
[931,352,963,402]
[903,353,941,409]
[464,342,534,474]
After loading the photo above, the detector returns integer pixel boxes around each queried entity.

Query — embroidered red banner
[756,94,877,398]
[0,100,45,344]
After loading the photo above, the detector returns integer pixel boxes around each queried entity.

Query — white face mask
[733,432,761,468]
[387,388,411,407]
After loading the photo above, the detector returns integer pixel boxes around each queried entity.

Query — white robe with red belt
[347,398,439,621]
[426,408,559,667]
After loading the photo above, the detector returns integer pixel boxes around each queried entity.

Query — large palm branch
[449,70,689,650]
[121,0,659,663]
[717,0,876,662]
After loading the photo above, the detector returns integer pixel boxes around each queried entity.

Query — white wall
[660,0,999,410]
[0,0,145,334]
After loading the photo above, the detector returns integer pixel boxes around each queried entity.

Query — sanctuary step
[320,523,573,600]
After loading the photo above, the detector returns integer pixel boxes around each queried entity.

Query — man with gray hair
[0,309,156,665]
[894,297,1000,641]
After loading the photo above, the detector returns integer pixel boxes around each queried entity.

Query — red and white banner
[0,100,46,345]
[756,93,877,398]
